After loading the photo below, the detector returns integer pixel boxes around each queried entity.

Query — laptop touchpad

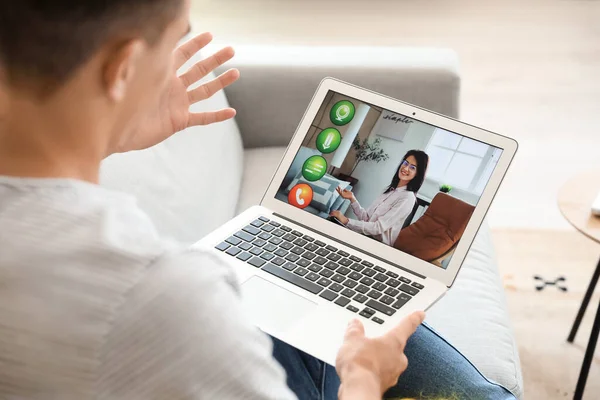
[241,276,317,332]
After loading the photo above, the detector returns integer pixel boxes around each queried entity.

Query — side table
[558,170,600,400]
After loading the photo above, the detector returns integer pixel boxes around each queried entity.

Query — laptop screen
[275,90,503,269]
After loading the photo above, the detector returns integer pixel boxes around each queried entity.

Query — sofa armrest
[217,46,460,149]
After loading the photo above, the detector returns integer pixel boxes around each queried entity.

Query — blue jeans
[271,323,517,400]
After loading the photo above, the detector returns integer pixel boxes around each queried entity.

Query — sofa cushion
[217,47,460,149]
[239,146,523,399]
[427,225,524,399]
[237,147,286,214]
[101,70,243,245]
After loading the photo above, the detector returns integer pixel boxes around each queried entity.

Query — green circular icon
[302,155,328,182]
[330,100,355,126]
[316,128,342,154]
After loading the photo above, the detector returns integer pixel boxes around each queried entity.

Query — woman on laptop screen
[329,150,429,246]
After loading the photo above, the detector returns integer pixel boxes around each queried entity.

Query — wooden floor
[493,229,600,399]
[191,1,600,398]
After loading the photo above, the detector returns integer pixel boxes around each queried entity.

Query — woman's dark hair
[384,150,429,193]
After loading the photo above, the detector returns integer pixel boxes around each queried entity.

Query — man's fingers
[385,311,425,350]
[188,108,236,127]
[174,32,213,69]
[187,68,240,104]
[344,319,365,341]
[180,46,235,87]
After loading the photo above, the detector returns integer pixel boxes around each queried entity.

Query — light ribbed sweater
[0,177,295,400]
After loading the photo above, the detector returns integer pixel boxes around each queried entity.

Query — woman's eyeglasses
[401,160,417,172]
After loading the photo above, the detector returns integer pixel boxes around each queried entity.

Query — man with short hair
[0,1,423,399]
[0,1,518,399]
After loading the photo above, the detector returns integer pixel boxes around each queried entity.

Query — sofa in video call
[277,91,502,269]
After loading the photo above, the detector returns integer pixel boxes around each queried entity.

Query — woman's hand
[112,33,240,154]
[336,312,425,399]
[336,186,356,202]
[330,210,349,225]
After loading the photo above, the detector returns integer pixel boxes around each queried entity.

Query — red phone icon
[288,183,313,209]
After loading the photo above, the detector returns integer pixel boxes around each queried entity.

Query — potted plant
[439,184,453,193]
[350,137,390,175]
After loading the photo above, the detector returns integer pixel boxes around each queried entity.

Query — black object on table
[327,215,346,226]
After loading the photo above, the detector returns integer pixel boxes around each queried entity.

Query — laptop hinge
[274,213,426,280]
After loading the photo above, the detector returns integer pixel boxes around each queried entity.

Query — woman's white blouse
[345,186,416,246]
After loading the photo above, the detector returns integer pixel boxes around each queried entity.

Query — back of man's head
[0,0,183,94]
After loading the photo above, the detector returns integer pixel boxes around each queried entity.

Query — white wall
[348,122,436,213]
[344,117,485,220]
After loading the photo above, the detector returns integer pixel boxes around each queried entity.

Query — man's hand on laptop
[336,311,425,400]
[111,32,240,155]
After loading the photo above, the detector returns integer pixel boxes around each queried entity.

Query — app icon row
[290,100,356,209]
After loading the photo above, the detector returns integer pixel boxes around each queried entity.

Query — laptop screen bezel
[260,78,517,287]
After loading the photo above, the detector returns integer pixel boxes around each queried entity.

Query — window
[426,129,501,195]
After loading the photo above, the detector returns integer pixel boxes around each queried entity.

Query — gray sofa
[101,46,523,398]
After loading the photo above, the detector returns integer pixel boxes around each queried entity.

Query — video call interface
[275,91,503,269]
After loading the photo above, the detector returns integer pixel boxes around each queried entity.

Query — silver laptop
[196,78,517,365]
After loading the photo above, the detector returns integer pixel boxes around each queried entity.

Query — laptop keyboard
[215,216,426,325]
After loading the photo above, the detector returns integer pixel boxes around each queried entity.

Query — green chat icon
[330,100,355,126]
[302,155,328,182]
[316,128,341,154]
